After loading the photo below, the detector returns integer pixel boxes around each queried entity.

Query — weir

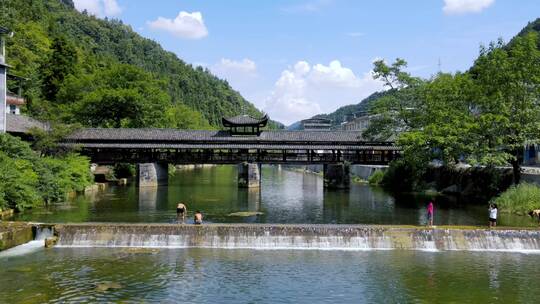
[51,223,540,252]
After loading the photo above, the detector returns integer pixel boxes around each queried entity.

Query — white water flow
[54,224,540,252]
[0,227,53,258]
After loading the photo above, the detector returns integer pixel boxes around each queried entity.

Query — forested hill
[1,0,282,129]
[311,91,388,126]
[514,18,540,44]
[287,91,388,129]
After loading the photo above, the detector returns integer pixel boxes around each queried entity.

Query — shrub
[368,170,385,185]
[381,160,426,192]
[0,133,92,210]
[492,183,540,215]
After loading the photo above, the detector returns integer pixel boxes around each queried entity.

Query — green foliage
[41,35,79,101]
[368,170,385,185]
[368,31,540,187]
[29,123,82,156]
[0,0,282,129]
[113,163,135,179]
[59,64,170,127]
[381,159,425,192]
[164,103,214,130]
[0,152,40,210]
[492,183,540,215]
[0,134,92,210]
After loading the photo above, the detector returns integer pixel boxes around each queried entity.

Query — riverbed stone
[45,236,58,248]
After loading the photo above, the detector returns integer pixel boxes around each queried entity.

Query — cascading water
[0,226,54,257]
[53,223,540,252]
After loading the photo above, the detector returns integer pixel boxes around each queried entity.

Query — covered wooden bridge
[61,115,400,188]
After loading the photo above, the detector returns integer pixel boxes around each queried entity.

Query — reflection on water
[1,248,540,303]
[13,165,538,226]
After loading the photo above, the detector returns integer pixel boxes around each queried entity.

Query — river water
[13,165,537,226]
[3,166,540,303]
[1,248,540,303]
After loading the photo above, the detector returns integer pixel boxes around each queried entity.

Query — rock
[441,184,460,194]
[96,282,123,292]
[122,248,160,254]
[45,236,58,248]
[227,211,264,217]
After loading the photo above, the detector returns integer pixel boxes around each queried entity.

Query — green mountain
[1,0,282,129]
[311,91,388,126]
[287,91,389,129]
[514,18,540,44]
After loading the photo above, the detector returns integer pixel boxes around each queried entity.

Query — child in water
[194,210,203,225]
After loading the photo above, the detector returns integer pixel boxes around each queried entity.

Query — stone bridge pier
[238,163,261,188]
[137,163,168,187]
[323,163,350,189]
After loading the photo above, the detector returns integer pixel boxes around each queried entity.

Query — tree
[60,64,170,128]
[164,103,213,130]
[470,32,540,183]
[363,59,425,140]
[41,35,79,101]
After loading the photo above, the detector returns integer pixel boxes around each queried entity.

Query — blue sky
[74,0,540,124]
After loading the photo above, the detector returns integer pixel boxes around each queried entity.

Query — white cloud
[214,58,257,75]
[73,0,122,17]
[102,0,121,16]
[282,0,334,13]
[148,11,208,39]
[443,0,494,15]
[346,32,364,38]
[264,60,384,125]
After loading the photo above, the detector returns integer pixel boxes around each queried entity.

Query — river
[1,247,540,303]
[3,165,540,303]
[13,165,537,226]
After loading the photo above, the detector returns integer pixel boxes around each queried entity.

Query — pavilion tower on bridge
[222,114,268,136]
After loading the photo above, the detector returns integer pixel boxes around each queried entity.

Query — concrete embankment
[49,223,540,252]
[0,222,34,251]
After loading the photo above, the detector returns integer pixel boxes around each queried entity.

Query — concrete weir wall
[0,222,34,251]
[52,223,540,252]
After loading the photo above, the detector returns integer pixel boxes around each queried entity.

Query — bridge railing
[83,148,400,165]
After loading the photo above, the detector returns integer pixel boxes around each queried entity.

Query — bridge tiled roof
[67,128,378,142]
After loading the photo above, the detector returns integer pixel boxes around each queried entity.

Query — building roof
[7,93,25,106]
[222,114,268,127]
[6,114,48,134]
[62,128,398,150]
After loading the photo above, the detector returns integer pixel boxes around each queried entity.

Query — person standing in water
[489,203,498,228]
[194,210,203,225]
[176,202,187,221]
[427,201,434,226]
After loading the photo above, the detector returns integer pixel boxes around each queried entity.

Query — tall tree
[41,35,79,101]
[470,32,540,183]
[363,59,424,140]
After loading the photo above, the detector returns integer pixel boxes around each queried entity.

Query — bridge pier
[323,163,350,189]
[136,163,168,187]
[238,163,261,188]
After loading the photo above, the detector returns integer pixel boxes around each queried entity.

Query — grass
[368,170,385,185]
[492,183,540,215]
